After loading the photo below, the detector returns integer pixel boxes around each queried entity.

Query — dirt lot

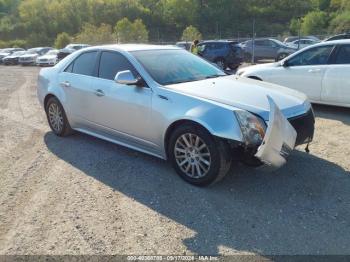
[0,66,349,256]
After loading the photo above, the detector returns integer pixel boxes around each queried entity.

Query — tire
[168,124,232,187]
[276,53,288,61]
[228,64,239,70]
[215,58,227,70]
[45,97,73,137]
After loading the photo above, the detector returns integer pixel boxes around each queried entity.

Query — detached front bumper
[255,96,298,168]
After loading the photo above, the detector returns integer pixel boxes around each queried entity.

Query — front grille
[288,109,315,146]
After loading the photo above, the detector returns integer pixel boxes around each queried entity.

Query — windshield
[131,49,226,85]
[27,48,39,54]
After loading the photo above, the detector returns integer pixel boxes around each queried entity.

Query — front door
[267,45,335,102]
[90,51,153,143]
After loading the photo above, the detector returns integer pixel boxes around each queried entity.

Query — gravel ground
[0,66,349,256]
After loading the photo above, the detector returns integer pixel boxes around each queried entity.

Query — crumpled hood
[166,75,309,120]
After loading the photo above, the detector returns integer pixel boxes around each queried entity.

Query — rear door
[322,44,350,105]
[58,51,99,125]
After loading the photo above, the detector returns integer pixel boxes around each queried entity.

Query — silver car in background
[37,45,315,186]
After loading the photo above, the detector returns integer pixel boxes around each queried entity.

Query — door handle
[60,81,71,88]
[308,69,321,73]
[94,89,105,97]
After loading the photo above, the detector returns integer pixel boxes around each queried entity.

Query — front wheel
[215,58,227,70]
[276,53,288,61]
[168,124,232,187]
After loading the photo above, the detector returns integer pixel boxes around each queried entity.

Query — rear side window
[335,45,350,64]
[98,51,136,80]
[72,51,98,76]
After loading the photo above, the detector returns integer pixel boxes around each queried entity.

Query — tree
[181,25,202,41]
[329,11,350,33]
[115,18,149,43]
[54,32,71,49]
[75,23,116,45]
[301,11,329,35]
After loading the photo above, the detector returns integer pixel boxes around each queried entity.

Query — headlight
[235,110,267,146]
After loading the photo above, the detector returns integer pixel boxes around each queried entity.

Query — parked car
[2,50,27,65]
[197,40,244,70]
[36,49,59,66]
[284,36,320,43]
[37,45,315,186]
[324,33,350,41]
[57,44,90,60]
[175,41,191,50]
[237,40,350,108]
[19,47,53,66]
[286,39,319,49]
[240,38,297,62]
[0,48,25,64]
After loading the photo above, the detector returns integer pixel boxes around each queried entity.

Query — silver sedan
[37,45,315,186]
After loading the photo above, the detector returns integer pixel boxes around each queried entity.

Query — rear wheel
[215,58,227,70]
[45,97,73,137]
[168,124,232,186]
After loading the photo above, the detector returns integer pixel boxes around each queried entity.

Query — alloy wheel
[174,133,211,178]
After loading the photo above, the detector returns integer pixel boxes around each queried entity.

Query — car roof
[84,44,181,52]
[317,39,350,45]
[200,40,236,43]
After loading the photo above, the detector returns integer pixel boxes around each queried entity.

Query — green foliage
[181,25,202,41]
[115,18,148,43]
[0,39,26,48]
[0,0,349,47]
[301,11,329,35]
[329,11,350,33]
[75,23,116,45]
[54,32,71,49]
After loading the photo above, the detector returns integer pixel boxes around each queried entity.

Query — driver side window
[98,51,137,81]
[287,45,334,66]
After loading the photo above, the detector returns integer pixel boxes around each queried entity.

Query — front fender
[168,104,244,143]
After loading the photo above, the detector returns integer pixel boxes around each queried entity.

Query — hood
[0,52,10,57]
[21,54,38,58]
[59,48,74,54]
[38,54,56,59]
[165,75,308,121]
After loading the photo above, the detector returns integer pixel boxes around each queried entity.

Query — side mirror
[115,70,142,86]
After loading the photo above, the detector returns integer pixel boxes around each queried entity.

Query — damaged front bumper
[255,96,298,169]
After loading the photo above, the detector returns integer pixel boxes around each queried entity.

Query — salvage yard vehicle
[286,39,319,49]
[0,48,25,64]
[325,33,350,41]
[2,50,26,65]
[19,47,53,66]
[37,45,315,186]
[237,40,350,108]
[240,38,297,62]
[36,49,59,66]
[57,44,90,60]
[197,40,243,70]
